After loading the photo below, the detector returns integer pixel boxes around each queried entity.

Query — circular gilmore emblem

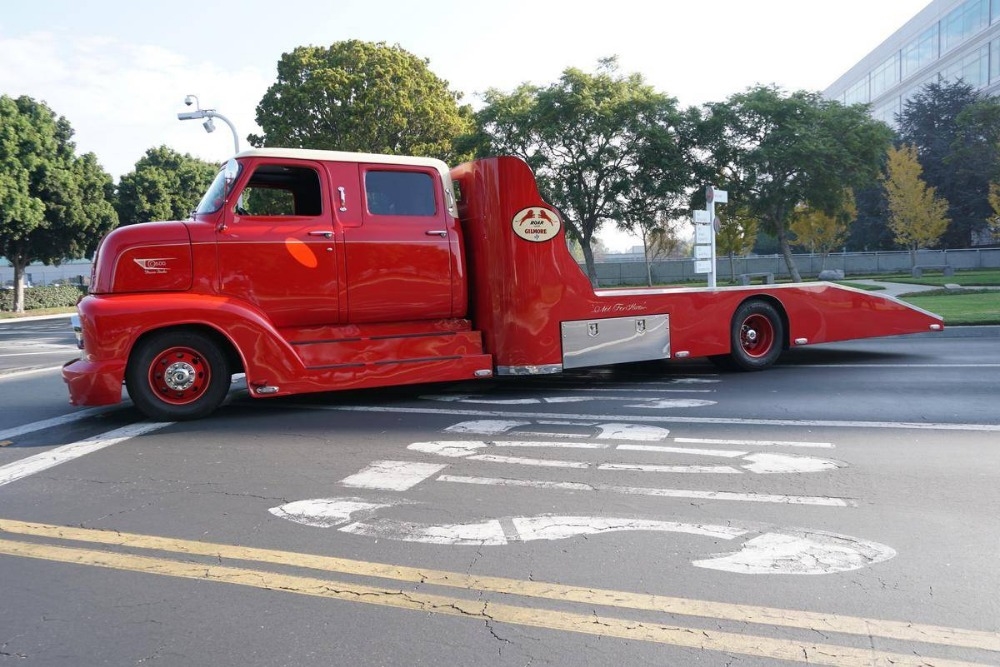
[512,207,561,243]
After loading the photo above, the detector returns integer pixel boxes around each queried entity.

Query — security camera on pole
[692,185,727,288]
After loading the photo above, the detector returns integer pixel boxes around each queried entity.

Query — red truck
[63,149,943,420]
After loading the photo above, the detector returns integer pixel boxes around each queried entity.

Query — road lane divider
[6,537,981,666]
[0,519,996,659]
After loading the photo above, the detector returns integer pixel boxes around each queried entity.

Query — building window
[941,0,989,53]
[871,53,900,98]
[993,0,1000,23]
[902,24,940,78]
[843,77,870,105]
[992,37,1000,81]
[872,97,902,126]
[941,43,990,86]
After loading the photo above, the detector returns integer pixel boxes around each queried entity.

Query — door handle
[425,230,448,237]
[308,231,333,239]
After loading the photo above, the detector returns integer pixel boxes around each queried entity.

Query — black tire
[725,300,784,371]
[125,330,230,421]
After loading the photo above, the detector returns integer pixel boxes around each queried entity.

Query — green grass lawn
[898,289,1000,325]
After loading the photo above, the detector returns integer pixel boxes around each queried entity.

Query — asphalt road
[0,324,998,666]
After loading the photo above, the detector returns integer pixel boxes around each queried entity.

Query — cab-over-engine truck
[63,149,944,420]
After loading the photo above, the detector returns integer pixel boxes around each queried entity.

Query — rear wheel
[724,300,784,371]
[125,330,230,421]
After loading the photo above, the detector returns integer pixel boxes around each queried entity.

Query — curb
[0,313,74,325]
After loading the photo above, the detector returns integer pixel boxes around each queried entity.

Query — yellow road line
[0,537,986,667]
[1,519,997,655]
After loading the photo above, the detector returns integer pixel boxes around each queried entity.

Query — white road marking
[269,497,746,545]
[617,444,747,457]
[0,365,65,380]
[339,460,447,491]
[0,408,116,441]
[469,454,590,469]
[0,350,77,358]
[413,441,608,457]
[598,462,740,474]
[309,405,1000,432]
[0,422,171,487]
[426,395,593,404]
[268,497,395,528]
[269,498,891,574]
[511,516,745,542]
[627,399,717,408]
[409,441,843,475]
[741,453,843,474]
[438,475,853,506]
[543,387,716,393]
[427,394,717,408]
[343,518,509,545]
[444,419,671,441]
[444,419,529,436]
[674,437,834,449]
[693,530,897,575]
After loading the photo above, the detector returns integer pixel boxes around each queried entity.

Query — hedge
[0,285,87,312]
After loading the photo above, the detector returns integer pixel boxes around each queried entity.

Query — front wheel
[724,300,784,371]
[125,330,230,421]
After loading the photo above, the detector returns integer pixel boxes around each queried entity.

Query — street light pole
[177,95,240,154]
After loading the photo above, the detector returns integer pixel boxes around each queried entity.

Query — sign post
[692,186,727,288]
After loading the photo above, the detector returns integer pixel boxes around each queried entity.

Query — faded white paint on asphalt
[437,474,854,506]
[408,440,844,475]
[427,394,717,409]
[269,497,892,574]
[339,460,448,491]
[0,422,171,487]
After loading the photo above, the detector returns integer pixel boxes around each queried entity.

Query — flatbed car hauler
[63,149,943,420]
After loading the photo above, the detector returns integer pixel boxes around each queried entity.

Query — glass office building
[825,0,1000,126]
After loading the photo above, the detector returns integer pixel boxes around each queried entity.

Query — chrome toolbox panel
[561,314,670,369]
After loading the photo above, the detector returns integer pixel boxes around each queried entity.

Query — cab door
[340,164,455,324]
[215,159,340,328]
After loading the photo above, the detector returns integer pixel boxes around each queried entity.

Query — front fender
[69,294,306,404]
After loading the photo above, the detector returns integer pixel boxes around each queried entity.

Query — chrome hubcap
[163,361,197,391]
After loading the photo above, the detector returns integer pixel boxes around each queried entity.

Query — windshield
[195,160,242,215]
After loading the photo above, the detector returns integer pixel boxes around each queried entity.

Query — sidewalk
[852,280,945,297]
[852,279,1000,298]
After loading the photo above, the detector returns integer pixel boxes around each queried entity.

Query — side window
[238,165,322,217]
[365,171,436,216]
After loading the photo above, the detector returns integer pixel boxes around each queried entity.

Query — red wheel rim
[739,314,775,359]
[147,346,211,406]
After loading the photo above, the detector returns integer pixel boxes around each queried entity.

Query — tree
[790,191,855,269]
[694,86,893,282]
[848,185,895,251]
[984,182,1000,240]
[250,40,473,163]
[471,58,692,285]
[882,144,949,266]
[615,210,682,286]
[0,95,117,313]
[116,146,217,225]
[897,81,1000,247]
[716,207,759,283]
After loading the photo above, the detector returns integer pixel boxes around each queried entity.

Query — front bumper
[62,357,125,406]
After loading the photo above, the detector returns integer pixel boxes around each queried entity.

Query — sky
[1,0,932,250]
